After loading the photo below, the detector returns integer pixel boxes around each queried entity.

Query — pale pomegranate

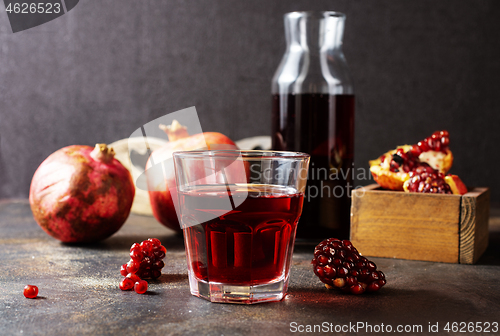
[29,144,135,243]
[147,120,238,232]
[369,131,454,191]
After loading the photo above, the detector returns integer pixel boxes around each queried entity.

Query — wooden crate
[350,185,489,264]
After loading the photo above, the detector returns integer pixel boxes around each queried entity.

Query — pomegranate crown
[159,120,190,142]
[90,143,115,163]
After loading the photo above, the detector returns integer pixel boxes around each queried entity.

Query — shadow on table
[475,230,500,266]
[151,273,188,284]
[285,286,497,323]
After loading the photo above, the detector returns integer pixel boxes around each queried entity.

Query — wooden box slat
[350,185,489,264]
[459,188,489,264]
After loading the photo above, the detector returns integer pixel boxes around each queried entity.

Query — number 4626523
[443,322,499,333]
[5,2,61,14]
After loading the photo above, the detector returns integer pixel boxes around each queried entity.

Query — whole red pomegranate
[29,144,135,243]
[147,120,238,232]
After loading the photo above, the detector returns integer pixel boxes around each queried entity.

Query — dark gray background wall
[1,1,499,203]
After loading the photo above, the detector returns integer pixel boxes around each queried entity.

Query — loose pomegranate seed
[119,277,135,291]
[23,285,38,299]
[134,280,148,294]
[312,239,387,295]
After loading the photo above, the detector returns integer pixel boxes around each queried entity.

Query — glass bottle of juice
[271,11,355,241]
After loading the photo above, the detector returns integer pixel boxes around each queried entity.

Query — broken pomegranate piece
[403,170,467,195]
[369,130,454,191]
[312,238,386,294]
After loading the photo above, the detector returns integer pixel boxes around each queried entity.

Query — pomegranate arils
[126,260,140,274]
[141,257,152,268]
[130,248,143,261]
[134,280,148,294]
[153,250,166,260]
[140,241,153,254]
[120,264,128,277]
[387,130,450,174]
[119,277,135,291]
[23,285,38,299]
[119,238,167,294]
[367,282,381,292]
[333,278,345,288]
[406,171,452,194]
[151,270,162,279]
[148,238,161,246]
[153,260,165,270]
[350,283,365,295]
[312,239,386,295]
[126,273,141,282]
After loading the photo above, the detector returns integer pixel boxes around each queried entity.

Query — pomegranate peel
[369,145,411,191]
[445,175,468,195]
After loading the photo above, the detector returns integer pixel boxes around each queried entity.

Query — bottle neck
[284,12,345,54]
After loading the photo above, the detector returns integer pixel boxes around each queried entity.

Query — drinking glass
[173,150,309,304]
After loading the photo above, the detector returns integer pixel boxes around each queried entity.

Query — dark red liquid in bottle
[181,185,303,285]
[272,93,355,241]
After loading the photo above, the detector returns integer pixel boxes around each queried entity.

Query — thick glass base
[188,271,288,304]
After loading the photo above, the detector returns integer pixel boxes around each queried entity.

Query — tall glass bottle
[272,11,355,241]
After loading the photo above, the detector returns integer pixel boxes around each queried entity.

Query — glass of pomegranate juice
[173,150,309,304]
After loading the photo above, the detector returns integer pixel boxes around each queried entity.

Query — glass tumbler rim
[173,149,310,160]
[285,11,346,19]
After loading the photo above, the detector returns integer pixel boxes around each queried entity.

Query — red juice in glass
[181,184,303,286]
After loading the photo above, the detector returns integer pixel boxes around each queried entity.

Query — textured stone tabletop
[1,199,499,335]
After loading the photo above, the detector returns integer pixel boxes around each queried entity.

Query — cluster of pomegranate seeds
[119,238,166,294]
[23,285,38,299]
[412,130,450,155]
[406,169,452,194]
[312,238,386,295]
[388,130,450,173]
